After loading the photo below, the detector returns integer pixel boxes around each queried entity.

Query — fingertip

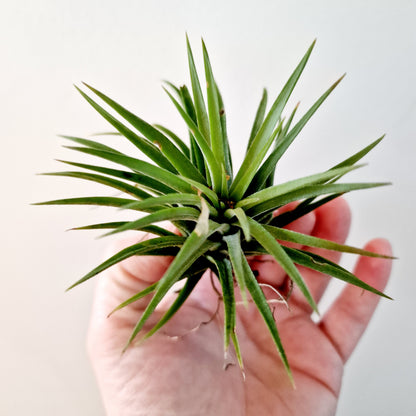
[363,238,392,257]
[286,208,316,235]
[274,200,317,239]
[319,236,394,362]
[273,201,299,215]
[315,196,351,224]
[313,196,351,244]
[354,238,393,292]
[318,195,350,215]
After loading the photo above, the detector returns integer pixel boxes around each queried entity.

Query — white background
[1,1,415,414]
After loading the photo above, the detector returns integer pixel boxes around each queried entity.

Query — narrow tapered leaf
[190,136,208,179]
[246,181,390,217]
[81,83,208,184]
[238,164,363,210]
[109,262,209,317]
[176,83,209,173]
[216,82,233,183]
[268,136,385,226]
[225,208,251,242]
[71,221,129,230]
[236,197,260,208]
[224,233,248,307]
[332,135,385,170]
[42,171,152,200]
[247,88,268,150]
[264,102,300,188]
[178,84,198,124]
[285,248,392,299]
[178,175,219,208]
[164,83,209,180]
[75,86,177,172]
[56,160,176,195]
[281,102,300,137]
[230,40,316,200]
[59,135,124,155]
[269,194,342,227]
[179,92,209,180]
[65,146,195,194]
[241,253,293,383]
[141,272,204,340]
[202,40,225,168]
[90,131,122,136]
[221,164,229,199]
[211,257,236,352]
[120,193,203,212]
[34,196,136,209]
[248,218,318,313]
[194,196,210,236]
[153,124,190,157]
[264,225,394,259]
[230,330,244,371]
[230,116,284,201]
[108,283,158,317]
[124,216,224,349]
[186,35,210,142]
[255,120,286,192]
[104,207,201,237]
[164,88,222,192]
[66,236,187,290]
[162,80,181,97]
[71,222,175,237]
[239,242,393,300]
[248,75,345,192]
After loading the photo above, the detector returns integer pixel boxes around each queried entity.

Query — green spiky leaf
[230,40,316,200]
[37,37,393,384]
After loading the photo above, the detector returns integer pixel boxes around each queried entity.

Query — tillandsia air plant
[37,37,393,383]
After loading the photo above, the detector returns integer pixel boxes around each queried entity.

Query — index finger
[318,238,393,363]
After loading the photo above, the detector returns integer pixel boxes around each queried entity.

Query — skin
[87,198,393,416]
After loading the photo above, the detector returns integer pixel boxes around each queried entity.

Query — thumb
[87,231,174,346]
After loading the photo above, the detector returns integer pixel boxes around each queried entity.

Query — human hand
[87,198,392,416]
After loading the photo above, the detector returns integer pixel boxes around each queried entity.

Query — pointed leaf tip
[335,73,347,86]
